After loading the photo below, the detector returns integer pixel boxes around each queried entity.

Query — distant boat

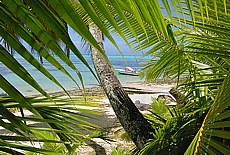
[116,67,138,76]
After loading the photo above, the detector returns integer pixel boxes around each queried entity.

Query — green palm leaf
[185,72,230,154]
[1,0,230,154]
[0,94,101,154]
[23,0,98,84]
[0,5,78,91]
[2,0,87,89]
[0,45,50,98]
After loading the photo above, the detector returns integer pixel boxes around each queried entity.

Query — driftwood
[123,86,167,94]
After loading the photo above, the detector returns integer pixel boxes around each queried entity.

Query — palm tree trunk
[89,25,154,149]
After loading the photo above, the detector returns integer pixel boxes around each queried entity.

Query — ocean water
[0,53,150,96]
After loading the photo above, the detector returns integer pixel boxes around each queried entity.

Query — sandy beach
[46,81,175,97]
[42,81,176,115]
[29,80,176,120]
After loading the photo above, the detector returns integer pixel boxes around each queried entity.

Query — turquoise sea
[0,53,150,96]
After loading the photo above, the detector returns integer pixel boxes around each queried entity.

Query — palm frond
[0,0,108,153]
[0,95,101,154]
[185,71,230,154]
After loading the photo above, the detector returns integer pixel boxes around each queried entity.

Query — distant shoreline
[0,79,177,98]
[33,79,177,98]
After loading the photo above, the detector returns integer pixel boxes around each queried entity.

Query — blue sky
[68,27,145,56]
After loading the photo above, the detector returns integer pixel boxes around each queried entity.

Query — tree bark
[89,25,154,149]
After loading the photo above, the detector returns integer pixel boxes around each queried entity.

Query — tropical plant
[139,97,202,154]
[80,0,230,154]
[24,131,66,155]
[1,0,230,154]
[111,147,128,155]
[0,95,101,154]
[118,0,230,154]
[1,0,152,153]
[0,0,107,153]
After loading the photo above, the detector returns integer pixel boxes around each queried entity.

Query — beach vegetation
[111,147,129,155]
[140,97,202,154]
[0,95,101,154]
[1,0,230,154]
[128,0,230,154]
[148,97,172,122]
[75,0,230,154]
[0,0,103,153]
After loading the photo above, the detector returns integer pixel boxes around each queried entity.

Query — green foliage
[0,151,10,155]
[0,96,101,154]
[24,131,66,155]
[119,0,230,154]
[185,73,230,155]
[0,0,104,154]
[150,97,171,120]
[1,0,230,154]
[140,97,201,154]
[111,147,128,155]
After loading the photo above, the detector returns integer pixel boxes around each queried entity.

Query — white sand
[102,82,175,117]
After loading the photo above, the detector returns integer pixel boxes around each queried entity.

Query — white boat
[116,67,138,76]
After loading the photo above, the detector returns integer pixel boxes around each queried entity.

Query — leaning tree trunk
[89,25,154,149]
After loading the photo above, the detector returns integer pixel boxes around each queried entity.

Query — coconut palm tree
[1,0,230,154]
[1,0,155,152]
[60,0,230,154]
[102,0,230,154]
[88,24,154,149]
